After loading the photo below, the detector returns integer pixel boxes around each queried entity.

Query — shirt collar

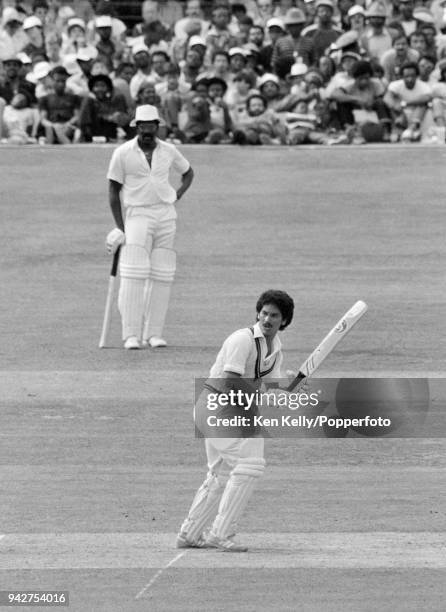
[252,321,282,351]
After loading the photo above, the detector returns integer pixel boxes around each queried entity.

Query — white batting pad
[143,248,176,340]
[179,467,228,543]
[211,457,265,539]
[118,245,150,340]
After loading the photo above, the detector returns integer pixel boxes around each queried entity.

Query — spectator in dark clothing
[38,66,81,143]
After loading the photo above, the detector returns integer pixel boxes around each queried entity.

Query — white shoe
[205,533,248,552]
[146,336,167,348]
[124,336,141,350]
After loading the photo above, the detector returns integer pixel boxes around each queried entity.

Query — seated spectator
[26,59,53,98]
[78,73,129,141]
[318,55,337,86]
[431,58,446,127]
[150,48,170,84]
[347,5,367,40]
[61,17,88,57]
[113,62,136,109]
[234,15,253,46]
[66,46,98,97]
[38,65,81,143]
[380,33,419,82]
[330,59,391,137]
[225,68,257,123]
[204,49,231,82]
[129,43,153,100]
[257,72,284,109]
[182,81,211,142]
[397,0,417,38]
[134,79,167,137]
[232,92,287,144]
[301,0,343,65]
[157,62,188,137]
[362,2,393,62]
[265,17,294,77]
[324,51,359,100]
[418,54,436,83]
[45,31,63,66]
[95,15,121,73]
[408,29,427,57]
[87,0,127,45]
[2,91,39,143]
[205,75,232,142]
[418,23,437,60]
[22,15,46,60]
[228,47,248,78]
[32,1,50,30]
[0,8,28,61]
[383,60,433,141]
[205,5,238,63]
[174,0,209,41]
[0,55,36,105]
[136,20,171,57]
[179,45,205,88]
[283,8,311,66]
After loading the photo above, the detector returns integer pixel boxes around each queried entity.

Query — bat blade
[98,247,121,349]
[287,300,368,391]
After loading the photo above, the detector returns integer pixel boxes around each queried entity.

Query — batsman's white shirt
[106,137,190,216]
[208,322,283,380]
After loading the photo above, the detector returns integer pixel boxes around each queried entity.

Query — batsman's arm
[176,166,194,201]
[109,179,124,231]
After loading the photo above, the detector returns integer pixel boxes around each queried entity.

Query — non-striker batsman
[106,104,194,349]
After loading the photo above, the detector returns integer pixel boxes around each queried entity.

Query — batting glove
[106,227,125,254]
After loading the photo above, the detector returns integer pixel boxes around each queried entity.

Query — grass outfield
[0,145,445,611]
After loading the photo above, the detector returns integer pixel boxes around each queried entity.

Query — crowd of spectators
[1,0,446,145]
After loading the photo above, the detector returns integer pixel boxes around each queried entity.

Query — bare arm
[108,179,124,231]
[176,166,194,201]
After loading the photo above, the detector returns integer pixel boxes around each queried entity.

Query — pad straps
[248,327,276,379]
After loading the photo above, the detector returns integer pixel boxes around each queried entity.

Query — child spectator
[232,92,287,144]
[205,75,232,143]
[225,69,256,123]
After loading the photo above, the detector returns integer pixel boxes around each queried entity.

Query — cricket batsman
[105,104,194,349]
[177,289,295,552]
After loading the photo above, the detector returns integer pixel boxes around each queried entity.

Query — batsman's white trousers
[119,205,176,340]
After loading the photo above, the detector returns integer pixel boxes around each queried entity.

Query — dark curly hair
[256,290,294,330]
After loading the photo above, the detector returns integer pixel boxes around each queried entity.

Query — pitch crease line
[135,550,187,600]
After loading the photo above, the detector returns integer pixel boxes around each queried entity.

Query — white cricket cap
[95,15,113,28]
[348,5,366,17]
[228,46,247,57]
[2,7,24,25]
[16,51,32,64]
[23,15,42,29]
[188,35,207,47]
[258,72,280,87]
[132,42,151,56]
[26,60,51,83]
[266,17,285,29]
[290,63,308,77]
[67,17,86,30]
[130,104,160,126]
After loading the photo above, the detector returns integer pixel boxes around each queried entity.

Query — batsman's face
[137,121,159,146]
[258,304,284,338]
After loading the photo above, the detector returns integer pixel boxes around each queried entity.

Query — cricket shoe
[205,533,248,552]
[175,533,208,549]
[124,336,141,350]
[145,336,167,348]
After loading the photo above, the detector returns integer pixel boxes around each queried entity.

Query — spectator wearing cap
[362,2,393,61]
[232,92,287,144]
[348,5,367,39]
[283,8,312,66]
[324,50,359,103]
[257,72,285,109]
[87,1,127,45]
[0,8,28,61]
[38,65,81,142]
[66,46,97,96]
[22,15,46,60]
[381,32,420,82]
[205,5,238,65]
[94,15,121,73]
[337,0,356,32]
[228,46,248,77]
[265,17,295,78]
[26,59,52,98]
[383,60,433,141]
[129,43,153,100]
[0,55,36,104]
[60,17,90,57]
[302,0,343,65]
[78,73,129,141]
[397,0,417,37]
[330,59,391,133]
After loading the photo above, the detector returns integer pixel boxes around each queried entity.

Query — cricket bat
[98,246,121,348]
[287,300,368,391]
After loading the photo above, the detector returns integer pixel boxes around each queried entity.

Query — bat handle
[287,371,306,392]
[111,245,121,276]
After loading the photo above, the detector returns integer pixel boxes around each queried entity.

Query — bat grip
[287,371,306,392]
[111,245,121,277]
